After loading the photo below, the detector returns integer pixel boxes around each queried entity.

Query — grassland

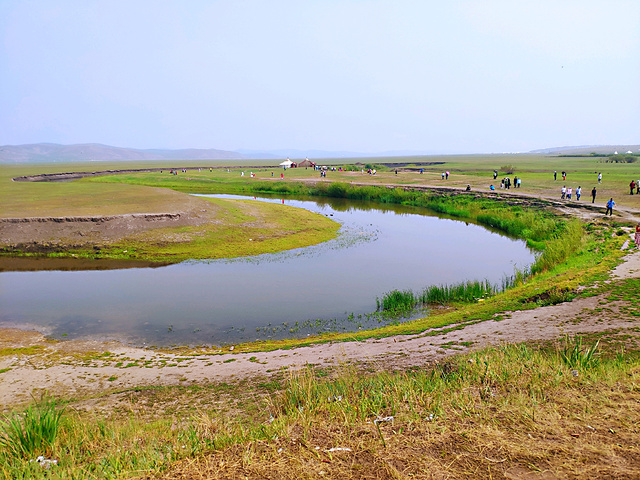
[0,163,340,263]
[80,152,640,209]
[1,154,639,478]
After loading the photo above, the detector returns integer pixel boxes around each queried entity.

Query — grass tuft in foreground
[560,335,601,370]
[0,394,64,459]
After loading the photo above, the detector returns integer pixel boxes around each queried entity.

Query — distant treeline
[559,153,638,163]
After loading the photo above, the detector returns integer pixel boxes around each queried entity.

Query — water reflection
[0,195,535,346]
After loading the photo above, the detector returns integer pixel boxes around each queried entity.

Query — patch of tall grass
[531,219,584,274]
[560,335,600,370]
[377,279,508,313]
[419,280,496,305]
[0,394,64,459]
[376,289,417,312]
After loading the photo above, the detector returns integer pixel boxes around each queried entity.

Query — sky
[1,0,639,154]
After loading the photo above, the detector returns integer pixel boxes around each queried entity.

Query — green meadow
[1,154,639,478]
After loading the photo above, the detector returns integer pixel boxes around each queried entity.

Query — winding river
[0,195,535,346]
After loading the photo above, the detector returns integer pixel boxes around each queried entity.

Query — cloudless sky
[1,1,638,154]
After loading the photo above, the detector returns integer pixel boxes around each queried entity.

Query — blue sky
[1,0,638,154]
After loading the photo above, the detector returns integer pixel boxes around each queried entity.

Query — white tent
[279,159,294,167]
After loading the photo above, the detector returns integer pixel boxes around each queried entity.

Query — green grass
[0,395,65,459]
[376,289,417,312]
[0,346,45,357]
[420,279,496,305]
[77,152,640,208]
[378,280,497,313]
[560,336,600,370]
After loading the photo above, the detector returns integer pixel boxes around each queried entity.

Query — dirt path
[2,234,639,408]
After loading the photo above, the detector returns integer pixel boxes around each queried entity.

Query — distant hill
[530,145,640,155]
[0,143,247,163]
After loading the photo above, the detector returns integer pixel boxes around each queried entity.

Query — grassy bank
[2,330,639,478]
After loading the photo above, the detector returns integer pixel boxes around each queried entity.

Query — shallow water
[0,195,535,346]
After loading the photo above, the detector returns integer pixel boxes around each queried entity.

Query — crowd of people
[162,163,638,222]
[487,168,638,219]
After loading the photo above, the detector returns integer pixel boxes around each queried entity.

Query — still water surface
[0,195,535,346]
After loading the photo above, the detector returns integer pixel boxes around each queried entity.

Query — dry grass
[133,344,640,480]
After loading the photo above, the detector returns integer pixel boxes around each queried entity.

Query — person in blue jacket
[605,198,615,216]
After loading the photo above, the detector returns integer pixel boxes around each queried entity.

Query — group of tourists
[553,171,568,181]
[560,185,582,200]
[499,176,520,189]
[552,169,640,217]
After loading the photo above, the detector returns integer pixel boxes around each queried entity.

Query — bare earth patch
[0,194,218,248]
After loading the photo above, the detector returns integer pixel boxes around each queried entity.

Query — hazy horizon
[1,1,638,154]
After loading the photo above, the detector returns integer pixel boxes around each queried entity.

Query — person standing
[605,198,615,216]
[561,185,566,199]
[635,223,640,249]
[567,187,572,200]
[598,172,602,183]
[630,180,636,195]
[554,170,557,181]
[591,187,597,203]
[576,186,582,201]
[637,179,640,194]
